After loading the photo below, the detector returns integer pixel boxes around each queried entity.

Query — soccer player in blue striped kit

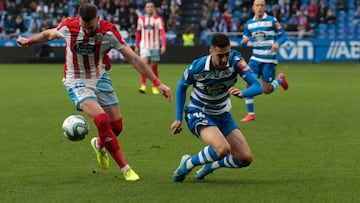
[240,0,289,122]
[170,33,263,181]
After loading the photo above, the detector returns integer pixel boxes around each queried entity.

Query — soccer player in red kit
[17,3,173,181]
[135,1,167,94]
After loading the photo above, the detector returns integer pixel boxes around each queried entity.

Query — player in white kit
[135,1,167,94]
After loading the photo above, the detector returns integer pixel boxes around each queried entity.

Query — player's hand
[271,43,280,52]
[158,83,173,102]
[241,38,249,45]
[16,36,30,47]
[160,46,166,55]
[228,87,243,98]
[171,120,182,135]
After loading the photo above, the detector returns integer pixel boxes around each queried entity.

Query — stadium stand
[0,0,359,46]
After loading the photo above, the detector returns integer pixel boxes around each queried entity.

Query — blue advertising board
[278,39,360,62]
[2,38,359,62]
[228,38,360,62]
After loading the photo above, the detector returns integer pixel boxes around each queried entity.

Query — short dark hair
[144,0,155,5]
[211,33,230,48]
[78,3,98,22]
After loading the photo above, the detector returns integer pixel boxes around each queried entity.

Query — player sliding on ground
[170,33,263,182]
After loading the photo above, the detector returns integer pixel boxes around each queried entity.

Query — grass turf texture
[0,63,359,203]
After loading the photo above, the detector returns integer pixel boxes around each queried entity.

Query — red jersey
[135,14,166,49]
[56,17,127,79]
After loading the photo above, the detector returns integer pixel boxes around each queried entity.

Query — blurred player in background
[170,33,263,182]
[17,3,173,181]
[240,0,288,122]
[135,0,167,94]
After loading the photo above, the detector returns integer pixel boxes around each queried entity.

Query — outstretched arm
[17,28,61,46]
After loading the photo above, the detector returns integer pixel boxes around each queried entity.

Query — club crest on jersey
[95,33,103,42]
[74,43,96,55]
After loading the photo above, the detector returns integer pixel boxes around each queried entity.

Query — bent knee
[215,146,231,158]
[238,155,253,167]
[263,89,272,94]
[240,160,252,167]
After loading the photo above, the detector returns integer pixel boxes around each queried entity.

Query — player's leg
[173,126,229,182]
[104,106,140,181]
[91,74,139,181]
[241,60,259,122]
[195,128,252,180]
[139,48,150,94]
[278,73,288,90]
[263,63,288,93]
[82,99,113,170]
[195,112,250,180]
[173,109,229,182]
[63,78,112,170]
[150,49,160,94]
[241,83,255,122]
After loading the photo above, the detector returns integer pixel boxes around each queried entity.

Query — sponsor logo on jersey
[145,24,153,30]
[254,31,266,40]
[95,33,103,42]
[204,83,227,96]
[74,43,96,55]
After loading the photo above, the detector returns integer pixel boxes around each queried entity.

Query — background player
[240,0,288,122]
[135,1,167,94]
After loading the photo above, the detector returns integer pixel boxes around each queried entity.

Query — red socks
[140,74,147,85]
[111,118,123,136]
[93,113,127,168]
[140,64,158,86]
[151,64,158,78]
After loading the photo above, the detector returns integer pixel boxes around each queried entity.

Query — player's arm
[17,28,60,46]
[134,19,142,54]
[120,45,173,102]
[230,59,263,98]
[159,20,167,54]
[171,76,188,135]
[239,69,262,98]
[134,29,141,54]
[274,20,288,48]
[241,23,250,46]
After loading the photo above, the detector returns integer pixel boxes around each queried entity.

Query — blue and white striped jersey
[175,49,262,120]
[243,13,287,64]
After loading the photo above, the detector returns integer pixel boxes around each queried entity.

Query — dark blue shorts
[184,106,238,138]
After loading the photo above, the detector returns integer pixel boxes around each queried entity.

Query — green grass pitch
[0,62,359,202]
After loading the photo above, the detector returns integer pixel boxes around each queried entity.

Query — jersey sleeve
[135,18,142,47]
[56,18,72,38]
[159,18,167,46]
[107,23,127,50]
[273,17,288,45]
[175,63,195,121]
[232,50,263,97]
[242,21,251,39]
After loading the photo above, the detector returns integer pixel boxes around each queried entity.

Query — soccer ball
[62,115,89,141]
